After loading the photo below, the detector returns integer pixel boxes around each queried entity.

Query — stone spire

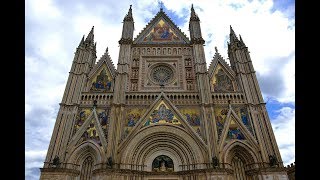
[78,35,85,47]
[120,5,134,43]
[124,5,133,22]
[190,4,200,21]
[239,34,246,46]
[85,26,95,43]
[229,25,239,43]
[189,4,204,43]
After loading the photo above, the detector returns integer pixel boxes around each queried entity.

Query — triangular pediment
[68,107,110,152]
[88,63,114,92]
[118,92,206,150]
[133,11,190,44]
[218,106,259,151]
[87,48,116,92]
[208,51,235,79]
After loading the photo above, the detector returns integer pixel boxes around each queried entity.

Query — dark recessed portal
[152,155,174,172]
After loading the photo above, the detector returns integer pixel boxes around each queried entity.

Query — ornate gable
[217,106,259,151]
[208,49,237,92]
[68,107,109,152]
[133,10,190,44]
[87,48,116,92]
[208,48,235,79]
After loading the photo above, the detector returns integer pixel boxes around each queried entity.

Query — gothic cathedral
[40,5,289,180]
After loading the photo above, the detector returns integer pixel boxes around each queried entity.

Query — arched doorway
[80,156,94,180]
[120,125,207,172]
[152,155,174,172]
[231,156,247,180]
[223,142,259,180]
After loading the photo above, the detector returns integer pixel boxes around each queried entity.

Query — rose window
[150,65,174,85]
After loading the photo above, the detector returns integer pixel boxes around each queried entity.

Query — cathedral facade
[40,5,289,180]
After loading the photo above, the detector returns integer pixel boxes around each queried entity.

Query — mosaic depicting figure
[150,104,175,123]
[73,108,111,146]
[180,108,201,127]
[152,155,174,172]
[234,107,253,134]
[185,113,201,126]
[125,108,145,127]
[214,108,228,138]
[121,108,146,141]
[74,109,91,134]
[97,108,110,139]
[80,120,102,146]
[180,108,203,139]
[143,19,180,42]
[213,69,234,92]
[90,69,112,91]
[227,119,245,140]
[144,102,182,127]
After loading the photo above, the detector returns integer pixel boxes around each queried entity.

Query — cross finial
[159,1,163,11]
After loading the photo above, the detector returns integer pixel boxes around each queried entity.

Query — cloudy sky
[26,0,295,179]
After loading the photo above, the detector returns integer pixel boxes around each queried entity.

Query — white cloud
[26,0,294,179]
[270,107,295,165]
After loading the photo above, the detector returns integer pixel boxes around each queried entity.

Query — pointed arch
[67,140,105,165]
[221,140,259,165]
[221,140,260,180]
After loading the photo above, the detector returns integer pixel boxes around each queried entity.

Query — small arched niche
[152,155,174,172]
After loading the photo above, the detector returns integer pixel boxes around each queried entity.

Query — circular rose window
[150,65,174,85]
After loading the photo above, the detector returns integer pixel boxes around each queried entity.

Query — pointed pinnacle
[229,25,239,42]
[106,47,109,53]
[124,5,133,21]
[190,4,199,21]
[215,46,218,53]
[85,26,94,42]
[128,5,132,16]
[79,35,85,46]
[230,25,235,35]
[239,34,245,45]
